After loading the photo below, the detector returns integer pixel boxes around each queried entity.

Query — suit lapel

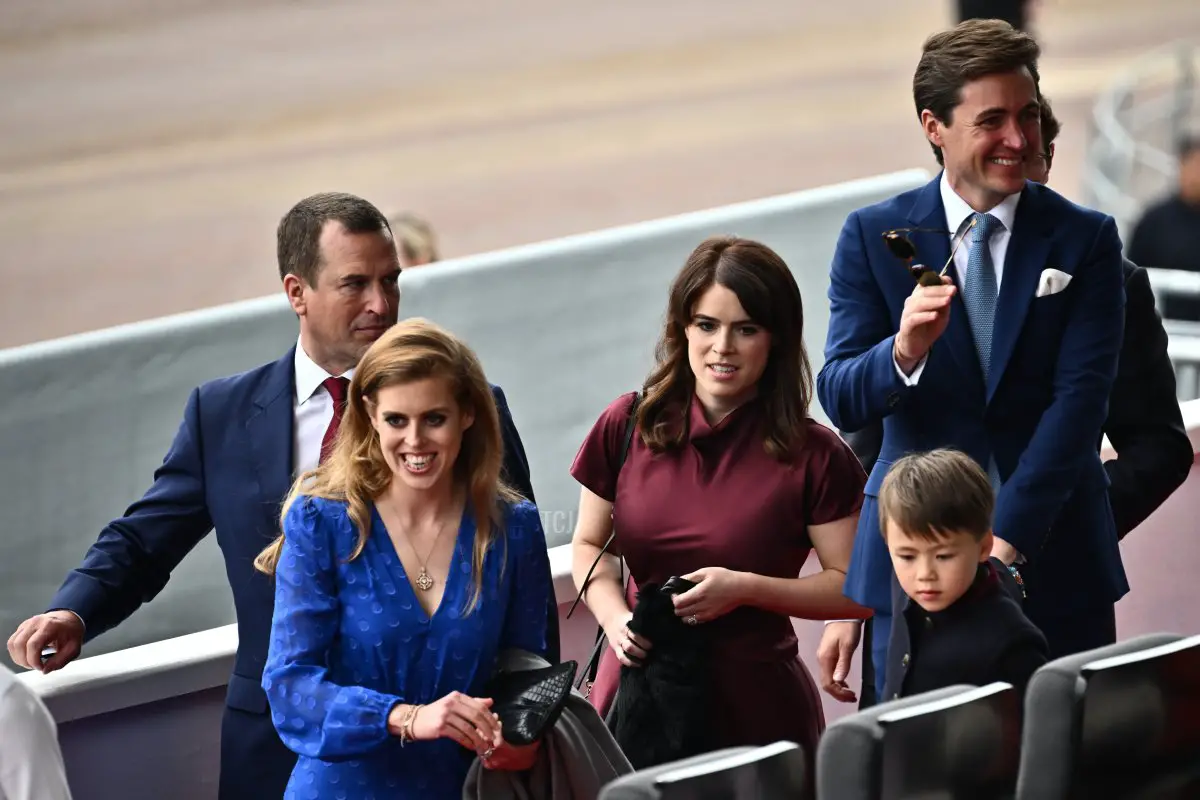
[906,180,987,398]
[987,186,1053,403]
[247,348,296,533]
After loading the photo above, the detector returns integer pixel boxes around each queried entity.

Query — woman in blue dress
[255,318,555,799]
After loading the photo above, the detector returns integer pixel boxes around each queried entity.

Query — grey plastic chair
[598,740,807,800]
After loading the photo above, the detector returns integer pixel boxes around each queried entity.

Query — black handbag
[566,391,642,695]
[486,659,578,745]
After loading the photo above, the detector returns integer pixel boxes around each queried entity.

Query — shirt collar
[294,338,355,406]
[938,170,1022,239]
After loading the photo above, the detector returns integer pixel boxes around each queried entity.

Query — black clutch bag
[487,660,578,745]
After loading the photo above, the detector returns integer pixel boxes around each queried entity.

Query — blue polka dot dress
[262,496,553,799]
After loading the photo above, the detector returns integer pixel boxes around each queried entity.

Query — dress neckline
[686,392,762,443]
[369,503,473,623]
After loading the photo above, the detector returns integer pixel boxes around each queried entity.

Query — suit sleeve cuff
[893,353,927,386]
[48,609,87,632]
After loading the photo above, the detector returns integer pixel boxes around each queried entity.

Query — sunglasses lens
[883,233,916,261]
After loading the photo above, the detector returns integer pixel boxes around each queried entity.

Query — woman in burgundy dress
[569,235,870,771]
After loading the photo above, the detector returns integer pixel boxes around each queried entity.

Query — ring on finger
[684,614,699,626]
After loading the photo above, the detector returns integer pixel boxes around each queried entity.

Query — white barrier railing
[1169,336,1200,402]
[0,168,931,666]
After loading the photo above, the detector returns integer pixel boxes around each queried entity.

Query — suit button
[887,392,900,408]
[902,653,910,667]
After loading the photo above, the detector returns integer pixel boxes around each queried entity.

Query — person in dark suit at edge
[821,94,1193,707]
[1027,99,1193,538]
[6,192,554,800]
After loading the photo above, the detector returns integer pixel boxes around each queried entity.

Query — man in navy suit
[816,20,1128,697]
[6,192,551,799]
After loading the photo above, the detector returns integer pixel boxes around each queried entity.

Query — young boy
[879,449,1049,702]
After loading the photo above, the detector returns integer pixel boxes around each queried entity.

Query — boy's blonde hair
[878,449,994,543]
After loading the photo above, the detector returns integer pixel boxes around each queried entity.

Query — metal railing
[1082,45,1200,402]
[1080,42,1199,239]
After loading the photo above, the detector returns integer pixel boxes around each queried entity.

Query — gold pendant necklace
[411,524,449,592]
[382,500,453,593]
[414,567,435,592]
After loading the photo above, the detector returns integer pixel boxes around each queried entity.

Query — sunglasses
[882,217,978,287]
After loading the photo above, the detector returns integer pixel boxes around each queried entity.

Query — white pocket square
[1036,268,1072,298]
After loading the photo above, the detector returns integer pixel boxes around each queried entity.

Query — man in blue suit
[6,192,551,799]
[816,20,1128,699]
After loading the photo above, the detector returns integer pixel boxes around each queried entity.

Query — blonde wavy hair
[254,317,521,614]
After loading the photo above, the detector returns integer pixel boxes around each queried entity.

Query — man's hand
[7,611,85,673]
[895,276,956,374]
[816,621,862,703]
[991,537,1020,566]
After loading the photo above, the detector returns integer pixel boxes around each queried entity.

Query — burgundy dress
[570,391,866,759]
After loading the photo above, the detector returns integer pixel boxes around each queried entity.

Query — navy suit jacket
[48,346,552,719]
[817,176,1129,627]
[841,261,1193,538]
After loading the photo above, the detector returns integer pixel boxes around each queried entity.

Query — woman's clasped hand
[389,692,540,771]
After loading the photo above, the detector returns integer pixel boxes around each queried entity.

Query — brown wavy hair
[638,235,813,460]
[254,318,521,614]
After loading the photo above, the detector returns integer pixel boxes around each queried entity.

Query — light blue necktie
[962,212,1001,377]
[961,212,1004,493]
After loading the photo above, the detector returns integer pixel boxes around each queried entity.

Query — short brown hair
[277,192,393,285]
[913,19,1042,165]
[1040,95,1061,163]
[878,449,993,543]
[638,235,813,460]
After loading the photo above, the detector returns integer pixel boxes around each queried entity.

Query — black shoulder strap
[566,391,641,621]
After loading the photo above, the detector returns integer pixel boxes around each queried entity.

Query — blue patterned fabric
[262,495,553,799]
[962,212,1004,492]
[962,212,1001,377]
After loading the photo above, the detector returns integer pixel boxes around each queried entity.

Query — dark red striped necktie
[319,376,350,464]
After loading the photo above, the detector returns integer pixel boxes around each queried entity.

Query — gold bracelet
[400,704,423,746]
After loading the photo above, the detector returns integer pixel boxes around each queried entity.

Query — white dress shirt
[293,339,355,475]
[894,172,1023,385]
[0,667,72,800]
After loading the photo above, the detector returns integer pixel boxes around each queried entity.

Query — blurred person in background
[6,193,541,800]
[1126,136,1200,321]
[1028,99,1192,539]
[0,664,72,800]
[391,211,440,267]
